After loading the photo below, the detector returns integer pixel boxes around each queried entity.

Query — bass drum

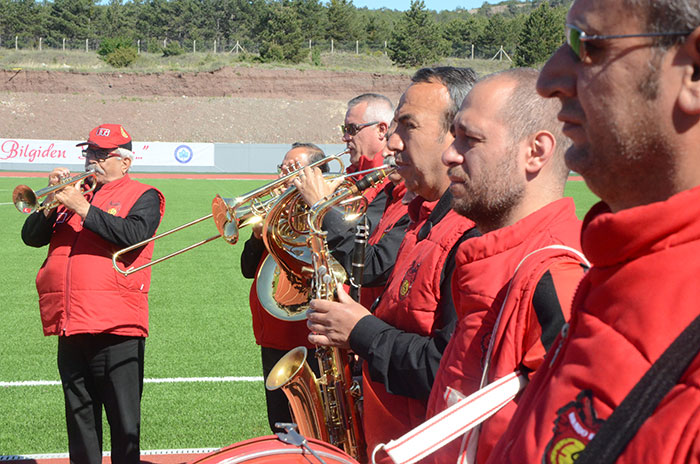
[192,435,360,464]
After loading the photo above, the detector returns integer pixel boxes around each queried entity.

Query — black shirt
[21,187,162,249]
[325,185,410,288]
[348,193,481,401]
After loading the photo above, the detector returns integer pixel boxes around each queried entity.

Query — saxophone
[265,162,396,462]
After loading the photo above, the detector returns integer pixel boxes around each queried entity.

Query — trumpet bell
[12,185,38,214]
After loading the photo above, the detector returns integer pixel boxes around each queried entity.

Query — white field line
[0,376,263,387]
[0,448,220,461]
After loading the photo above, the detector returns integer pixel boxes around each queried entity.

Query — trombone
[111,151,348,276]
[13,167,97,214]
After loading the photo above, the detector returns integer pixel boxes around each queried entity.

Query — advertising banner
[0,138,215,167]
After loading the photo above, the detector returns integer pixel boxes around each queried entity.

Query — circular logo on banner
[174,145,194,164]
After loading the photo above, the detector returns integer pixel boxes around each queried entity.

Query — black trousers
[260,346,320,434]
[57,334,145,464]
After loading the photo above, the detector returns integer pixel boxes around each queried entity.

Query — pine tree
[258,3,307,63]
[388,0,448,67]
[514,2,563,67]
[326,0,360,42]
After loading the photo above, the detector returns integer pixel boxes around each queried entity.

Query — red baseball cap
[76,124,132,151]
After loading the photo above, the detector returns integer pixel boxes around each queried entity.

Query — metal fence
[0,35,514,61]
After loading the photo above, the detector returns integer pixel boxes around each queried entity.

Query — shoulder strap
[417,190,454,241]
[479,244,590,388]
[576,313,700,464]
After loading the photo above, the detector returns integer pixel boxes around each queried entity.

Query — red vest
[363,194,475,458]
[249,250,315,350]
[36,175,164,337]
[488,187,700,464]
[359,181,410,309]
[426,198,584,463]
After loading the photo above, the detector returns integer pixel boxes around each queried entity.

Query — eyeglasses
[277,162,302,175]
[83,148,121,162]
[565,24,692,62]
[341,121,379,136]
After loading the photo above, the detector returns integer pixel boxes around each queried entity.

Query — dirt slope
[0,67,412,144]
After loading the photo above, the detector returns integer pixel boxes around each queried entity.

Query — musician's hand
[306,286,370,349]
[293,167,343,207]
[48,167,71,186]
[41,168,72,216]
[54,183,90,219]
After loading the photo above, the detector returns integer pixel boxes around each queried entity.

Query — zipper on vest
[62,216,84,334]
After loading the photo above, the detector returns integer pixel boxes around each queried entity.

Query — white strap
[373,371,527,464]
[479,245,590,388]
[458,245,589,463]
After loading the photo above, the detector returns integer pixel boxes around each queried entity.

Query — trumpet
[111,152,347,276]
[13,167,97,214]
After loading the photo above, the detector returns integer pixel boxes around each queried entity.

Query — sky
[351,0,502,12]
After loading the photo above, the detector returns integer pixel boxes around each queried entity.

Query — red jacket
[426,198,585,463]
[36,175,164,337]
[359,181,410,309]
[363,195,475,458]
[249,250,315,350]
[488,187,700,464]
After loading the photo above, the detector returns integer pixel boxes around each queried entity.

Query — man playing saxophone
[305,67,479,459]
[21,124,164,464]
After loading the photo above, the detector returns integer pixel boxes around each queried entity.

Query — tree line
[0,0,573,67]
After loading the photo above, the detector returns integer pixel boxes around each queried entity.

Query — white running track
[1,376,264,460]
[0,448,220,461]
[0,376,264,387]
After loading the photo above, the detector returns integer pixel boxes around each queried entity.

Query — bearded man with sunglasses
[487,1,700,463]
[21,124,164,464]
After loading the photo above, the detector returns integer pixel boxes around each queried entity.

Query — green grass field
[0,175,599,455]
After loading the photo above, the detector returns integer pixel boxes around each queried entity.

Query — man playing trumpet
[21,124,164,464]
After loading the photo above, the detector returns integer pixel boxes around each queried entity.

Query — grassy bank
[0,48,512,76]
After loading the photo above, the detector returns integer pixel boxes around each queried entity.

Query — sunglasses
[83,148,121,162]
[341,121,379,136]
[565,24,692,62]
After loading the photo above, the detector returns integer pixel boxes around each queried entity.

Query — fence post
[309,39,312,49]
[384,40,387,56]
[331,39,334,53]
[85,39,88,52]
[63,38,66,51]
[471,44,474,60]
[137,39,140,54]
[39,37,42,51]
[15,36,18,50]
[163,38,167,48]
[193,40,196,53]
[355,40,358,54]
[214,39,217,53]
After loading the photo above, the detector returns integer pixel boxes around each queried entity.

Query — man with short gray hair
[343,93,394,174]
